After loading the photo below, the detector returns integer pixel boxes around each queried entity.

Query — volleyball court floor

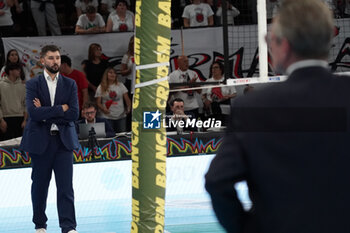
[0,155,249,233]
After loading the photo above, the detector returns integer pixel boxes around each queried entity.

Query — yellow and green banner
[131,0,171,232]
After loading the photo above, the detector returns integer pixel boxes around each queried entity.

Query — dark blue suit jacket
[20,74,80,154]
[205,67,350,233]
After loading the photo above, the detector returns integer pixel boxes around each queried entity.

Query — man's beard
[45,64,59,74]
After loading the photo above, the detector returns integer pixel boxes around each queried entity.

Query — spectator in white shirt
[168,55,202,119]
[100,0,131,15]
[182,0,214,27]
[202,61,236,123]
[216,0,240,25]
[75,5,105,34]
[75,0,99,17]
[106,0,134,32]
[0,0,14,37]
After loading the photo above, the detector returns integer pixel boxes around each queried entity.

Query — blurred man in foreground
[205,0,350,232]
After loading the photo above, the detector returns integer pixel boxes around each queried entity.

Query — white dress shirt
[43,70,59,131]
[168,68,201,111]
[85,119,96,124]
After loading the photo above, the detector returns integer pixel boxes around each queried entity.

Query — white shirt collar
[43,69,59,82]
[286,59,329,75]
[178,68,188,73]
[85,119,96,124]
[43,69,60,131]
[210,75,225,82]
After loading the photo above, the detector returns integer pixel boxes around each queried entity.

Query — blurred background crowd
[0,0,348,141]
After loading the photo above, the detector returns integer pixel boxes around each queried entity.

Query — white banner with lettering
[3,19,350,81]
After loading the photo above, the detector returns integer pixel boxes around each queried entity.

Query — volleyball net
[169,0,350,94]
[225,0,350,79]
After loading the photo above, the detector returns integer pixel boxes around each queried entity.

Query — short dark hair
[115,0,128,7]
[82,101,97,110]
[60,55,72,67]
[170,98,184,107]
[86,5,97,14]
[40,45,60,58]
[88,43,101,61]
[5,63,22,75]
[209,61,224,78]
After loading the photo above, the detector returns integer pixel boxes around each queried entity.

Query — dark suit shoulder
[96,117,108,123]
[234,68,347,108]
[77,118,107,124]
[59,75,78,93]
[234,82,287,108]
[329,74,350,105]
[76,119,85,124]
[25,75,45,89]
[333,73,350,84]
[60,74,76,85]
[27,74,44,84]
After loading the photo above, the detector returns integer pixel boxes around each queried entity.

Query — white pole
[257,0,268,79]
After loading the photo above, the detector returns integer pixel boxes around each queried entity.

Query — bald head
[177,56,189,71]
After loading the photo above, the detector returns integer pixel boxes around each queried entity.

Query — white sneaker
[35,229,46,233]
[67,230,78,233]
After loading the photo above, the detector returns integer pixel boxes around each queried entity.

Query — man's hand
[204,99,212,108]
[0,119,7,133]
[33,98,41,107]
[62,104,69,112]
[174,109,187,121]
[189,76,198,83]
[92,85,97,92]
[102,107,110,115]
[21,120,26,129]
[87,27,99,33]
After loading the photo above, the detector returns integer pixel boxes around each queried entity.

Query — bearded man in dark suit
[205,0,350,233]
[21,45,79,233]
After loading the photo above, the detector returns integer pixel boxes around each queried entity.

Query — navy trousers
[30,134,76,233]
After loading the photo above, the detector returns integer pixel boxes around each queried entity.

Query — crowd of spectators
[0,0,350,140]
[0,43,135,141]
[2,0,350,38]
[1,1,348,46]
[95,66,131,133]
[1,0,348,61]
[0,44,240,140]
[0,62,26,141]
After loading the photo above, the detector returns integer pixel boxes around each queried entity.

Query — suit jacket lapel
[54,74,63,105]
[39,75,52,106]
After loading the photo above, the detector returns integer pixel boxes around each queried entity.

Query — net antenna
[180,26,185,56]
[258,0,269,79]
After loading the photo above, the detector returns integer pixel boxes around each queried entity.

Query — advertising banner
[3,18,350,81]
